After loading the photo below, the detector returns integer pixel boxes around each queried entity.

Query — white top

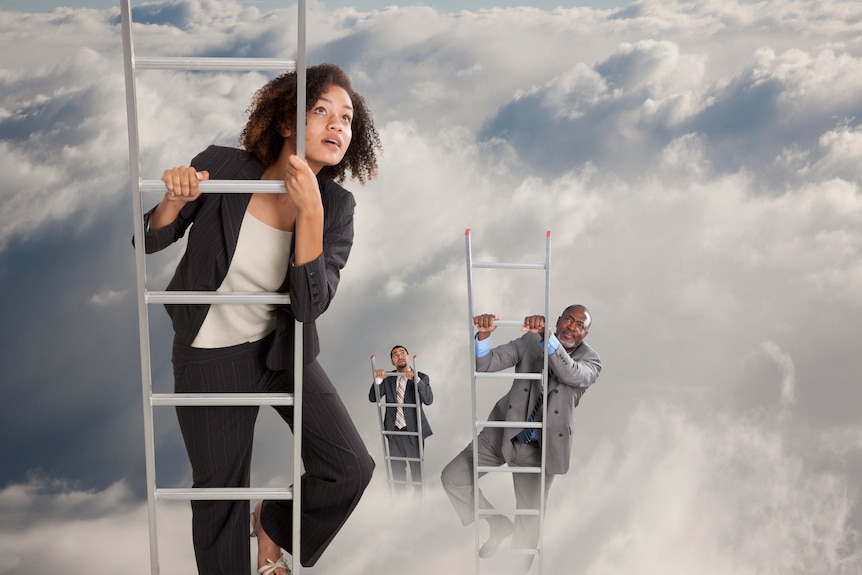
[192,211,293,349]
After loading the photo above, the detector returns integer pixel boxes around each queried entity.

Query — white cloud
[2,397,859,575]
[3,0,862,571]
[90,288,127,305]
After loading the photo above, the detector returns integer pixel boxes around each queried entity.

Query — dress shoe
[479,518,514,558]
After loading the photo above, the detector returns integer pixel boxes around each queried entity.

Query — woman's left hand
[282,154,324,267]
[283,155,324,218]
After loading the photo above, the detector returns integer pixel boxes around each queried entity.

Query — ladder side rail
[293,2,307,570]
[412,356,425,496]
[370,355,396,494]
[464,229,481,575]
[537,231,551,573]
[121,2,160,573]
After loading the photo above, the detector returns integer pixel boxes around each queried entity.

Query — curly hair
[239,63,381,184]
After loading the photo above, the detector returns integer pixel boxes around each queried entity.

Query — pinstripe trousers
[173,334,375,574]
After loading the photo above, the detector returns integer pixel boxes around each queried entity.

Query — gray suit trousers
[441,431,554,550]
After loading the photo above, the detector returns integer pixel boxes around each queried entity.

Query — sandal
[258,556,291,575]
[251,505,291,575]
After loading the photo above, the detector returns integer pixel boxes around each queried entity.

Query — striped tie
[514,389,543,444]
[395,376,407,429]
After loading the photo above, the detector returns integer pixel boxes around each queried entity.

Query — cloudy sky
[1,0,861,573]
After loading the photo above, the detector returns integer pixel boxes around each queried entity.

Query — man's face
[390,347,409,368]
[555,307,589,351]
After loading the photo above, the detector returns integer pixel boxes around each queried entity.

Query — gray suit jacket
[477,332,602,475]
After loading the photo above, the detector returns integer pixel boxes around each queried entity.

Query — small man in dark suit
[370,345,433,493]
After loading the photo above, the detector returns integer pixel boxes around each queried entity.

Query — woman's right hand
[161,166,208,203]
[149,167,209,231]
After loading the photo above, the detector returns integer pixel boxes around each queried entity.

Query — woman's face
[301,85,353,174]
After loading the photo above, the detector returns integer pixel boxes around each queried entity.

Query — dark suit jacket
[143,145,356,368]
[477,333,601,475]
[369,372,433,440]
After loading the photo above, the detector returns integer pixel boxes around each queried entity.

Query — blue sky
[1,0,861,573]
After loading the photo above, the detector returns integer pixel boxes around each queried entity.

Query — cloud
[1,398,859,575]
[2,0,862,572]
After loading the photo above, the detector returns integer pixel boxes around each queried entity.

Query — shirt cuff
[374,377,383,384]
[546,333,560,355]
[475,333,491,358]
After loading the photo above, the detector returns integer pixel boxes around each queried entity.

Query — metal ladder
[464,229,551,575]
[369,354,426,496]
[121,0,307,572]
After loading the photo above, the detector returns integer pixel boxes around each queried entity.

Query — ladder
[121,1,307,572]
[369,354,426,496]
[464,229,551,575]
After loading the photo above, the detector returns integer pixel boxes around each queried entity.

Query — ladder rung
[510,548,541,556]
[477,508,541,517]
[475,372,542,380]
[140,179,288,194]
[377,370,422,378]
[134,56,296,71]
[382,430,420,437]
[379,402,421,408]
[155,487,293,501]
[477,465,542,474]
[146,291,290,305]
[152,393,294,407]
[386,456,421,462]
[472,262,546,270]
[477,421,542,429]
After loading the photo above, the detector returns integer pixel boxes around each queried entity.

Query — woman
[144,63,380,575]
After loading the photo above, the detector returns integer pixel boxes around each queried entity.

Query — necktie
[395,376,407,429]
[514,389,543,444]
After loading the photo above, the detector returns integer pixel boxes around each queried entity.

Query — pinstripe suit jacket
[143,145,356,369]
[368,372,434,439]
[477,333,602,475]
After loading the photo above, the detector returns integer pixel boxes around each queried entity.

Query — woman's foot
[252,502,291,575]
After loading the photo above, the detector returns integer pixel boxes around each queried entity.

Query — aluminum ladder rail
[121,0,307,572]
[369,355,426,497]
[464,229,551,575]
